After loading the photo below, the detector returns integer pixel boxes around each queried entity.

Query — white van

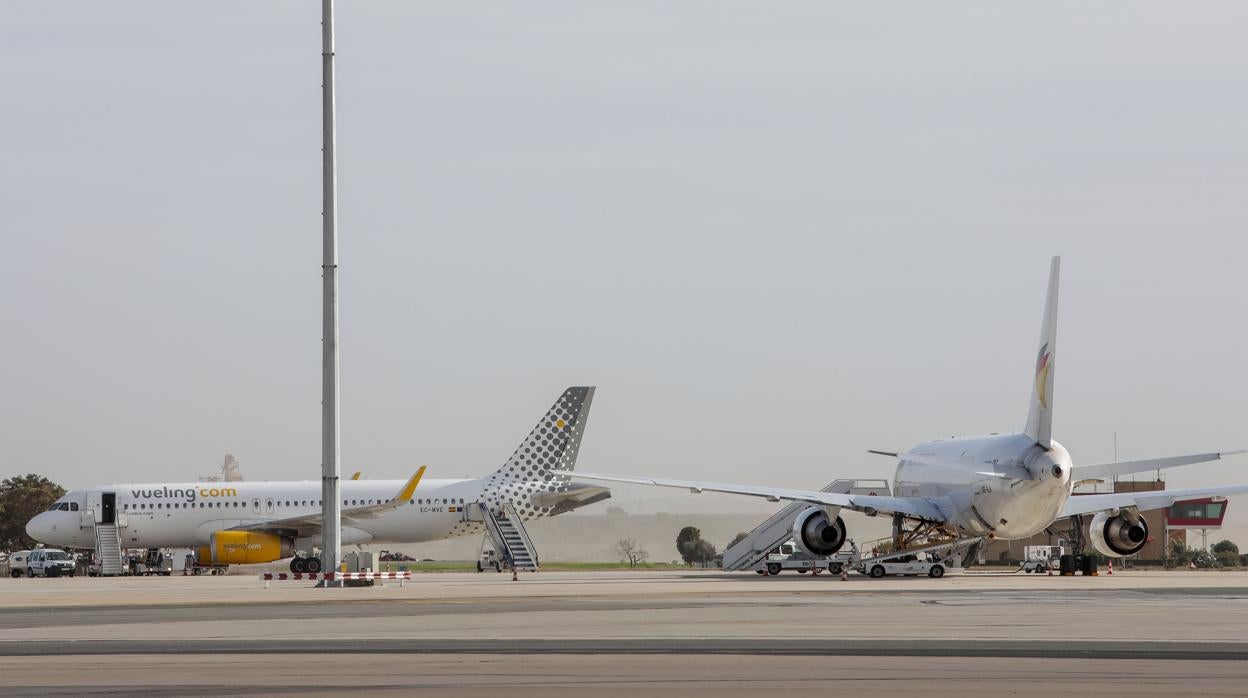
[27,549,76,578]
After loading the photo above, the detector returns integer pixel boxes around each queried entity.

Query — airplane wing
[1062,482,1248,518]
[574,472,948,522]
[1072,450,1246,482]
[230,466,426,538]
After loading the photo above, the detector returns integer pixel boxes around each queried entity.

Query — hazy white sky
[3,3,1246,533]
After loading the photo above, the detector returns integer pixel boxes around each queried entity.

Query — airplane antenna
[319,0,343,586]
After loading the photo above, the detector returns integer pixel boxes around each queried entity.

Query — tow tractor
[754,542,855,575]
[852,536,983,579]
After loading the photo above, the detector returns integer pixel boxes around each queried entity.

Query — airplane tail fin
[1024,256,1060,449]
[490,387,595,483]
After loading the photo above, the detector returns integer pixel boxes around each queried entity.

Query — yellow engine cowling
[205,531,294,565]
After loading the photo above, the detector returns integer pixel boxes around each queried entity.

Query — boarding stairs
[94,524,125,576]
[475,502,539,571]
[721,479,891,572]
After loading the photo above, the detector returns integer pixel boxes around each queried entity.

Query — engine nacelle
[1089,511,1148,558]
[792,506,848,557]
[206,531,294,565]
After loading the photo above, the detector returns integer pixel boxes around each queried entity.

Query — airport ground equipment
[1021,544,1064,573]
[6,550,30,577]
[722,479,891,572]
[477,549,503,573]
[853,536,983,579]
[25,549,76,577]
[752,541,852,575]
[472,502,539,572]
[81,490,127,576]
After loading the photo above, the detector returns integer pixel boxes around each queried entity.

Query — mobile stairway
[473,502,539,572]
[93,523,125,576]
[721,479,892,572]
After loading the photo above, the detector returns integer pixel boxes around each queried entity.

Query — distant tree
[0,474,66,550]
[676,526,701,565]
[615,538,649,568]
[727,532,749,550]
[1212,540,1239,555]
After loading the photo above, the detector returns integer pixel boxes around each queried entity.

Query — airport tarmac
[1,570,1246,696]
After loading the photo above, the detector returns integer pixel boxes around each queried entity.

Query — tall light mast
[320,0,342,584]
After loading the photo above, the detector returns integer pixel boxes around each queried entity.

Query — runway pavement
[2,570,1246,696]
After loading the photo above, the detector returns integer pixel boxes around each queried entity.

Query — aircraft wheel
[869,565,886,579]
[929,565,945,579]
[766,563,782,576]
[290,558,307,574]
[305,558,322,573]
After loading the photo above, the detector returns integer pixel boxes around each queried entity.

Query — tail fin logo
[1035,343,1051,408]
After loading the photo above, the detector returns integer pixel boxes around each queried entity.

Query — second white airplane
[578,258,1246,560]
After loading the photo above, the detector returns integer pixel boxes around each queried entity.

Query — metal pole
[320,0,342,586]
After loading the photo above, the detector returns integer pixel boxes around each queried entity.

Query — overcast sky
[3,3,1246,534]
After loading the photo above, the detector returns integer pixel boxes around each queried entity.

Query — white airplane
[26,387,608,572]
[577,258,1247,560]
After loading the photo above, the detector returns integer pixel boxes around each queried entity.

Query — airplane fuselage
[894,433,1073,539]
[30,478,500,551]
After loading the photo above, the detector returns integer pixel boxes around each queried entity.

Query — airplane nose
[25,513,50,542]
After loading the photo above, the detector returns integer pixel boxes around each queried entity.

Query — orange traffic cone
[512,566,518,582]
[840,567,848,581]
[1107,560,1113,575]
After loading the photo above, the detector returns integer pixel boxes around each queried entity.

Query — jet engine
[1089,511,1148,558]
[792,506,848,556]
[206,531,294,565]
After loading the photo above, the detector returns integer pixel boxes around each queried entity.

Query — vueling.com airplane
[26,387,607,572]
[578,258,1247,561]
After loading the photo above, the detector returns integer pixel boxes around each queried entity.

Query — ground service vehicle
[6,550,30,577]
[1021,545,1063,573]
[27,549,76,577]
[862,553,963,579]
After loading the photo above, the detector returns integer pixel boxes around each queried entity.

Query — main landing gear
[289,556,323,574]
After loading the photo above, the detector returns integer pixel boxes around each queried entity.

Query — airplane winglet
[397,466,426,502]
[351,471,362,481]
